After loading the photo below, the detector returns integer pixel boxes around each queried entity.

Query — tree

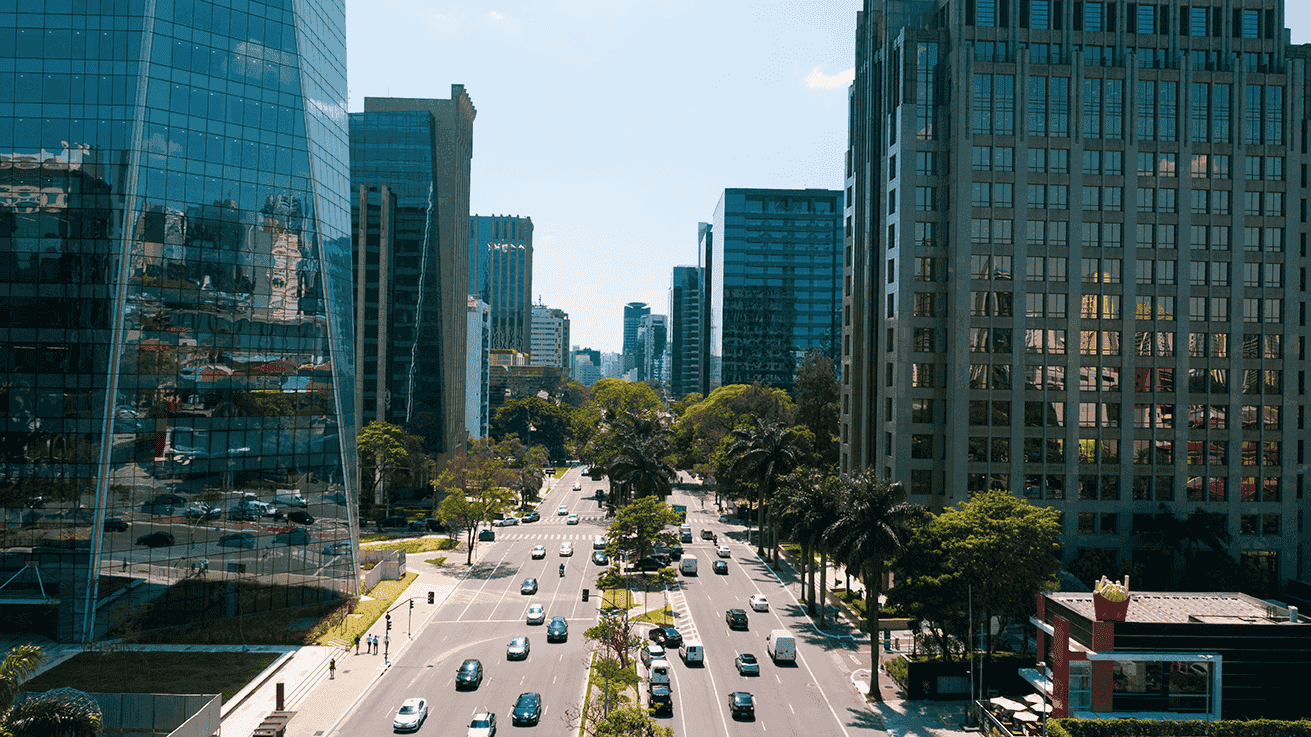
[793,351,840,469]
[356,421,424,508]
[435,439,517,564]
[602,412,677,505]
[583,612,645,671]
[823,472,921,699]
[592,707,674,737]
[670,384,793,473]
[0,645,103,737]
[489,396,574,461]
[725,417,803,561]
[774,467,843,625]
[887,508,971,660]
[604,496,680,565]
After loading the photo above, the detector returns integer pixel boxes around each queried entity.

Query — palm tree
[602,411,676,506]
[725,417,802,562]
[1,645,103,737]
[774,468,844,626]
[824,472,921,700]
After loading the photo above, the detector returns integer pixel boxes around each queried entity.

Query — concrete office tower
[364,91,476,465]
[622,302,651,375]
[572,348,603,386]
[670,265,706,398]
[530,305,570,371]
[466,299,491,439]
[710,189,844,392]
[840,0,1307,593]
[601,352,624,379]
[0,0,358,642]
[638,314,669,385]
[472,215,534,353]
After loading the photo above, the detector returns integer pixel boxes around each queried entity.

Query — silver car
[392,697,427,732]
[506,636,530,660]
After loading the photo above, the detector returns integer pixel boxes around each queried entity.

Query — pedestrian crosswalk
[496,532,602,541]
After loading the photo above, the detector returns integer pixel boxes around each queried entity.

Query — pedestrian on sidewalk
[370,634,376,653]
[354,634,360,655]
[329,658,335,679]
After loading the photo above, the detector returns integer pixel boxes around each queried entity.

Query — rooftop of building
[1047,591,1306,626]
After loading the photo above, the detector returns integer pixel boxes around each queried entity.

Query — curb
[221,649,297,719]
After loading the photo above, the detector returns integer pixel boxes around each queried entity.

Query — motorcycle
[559,564,566,577]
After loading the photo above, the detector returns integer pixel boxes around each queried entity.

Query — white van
[679,640,704,665]
[275,490,307,508]
[766,629,796,663]
[649,659,671,685]
[679,555,698,576]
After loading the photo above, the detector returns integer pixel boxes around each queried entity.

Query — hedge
[1048,719,1311,737]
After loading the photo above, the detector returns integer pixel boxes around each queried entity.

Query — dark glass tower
[472,215,533,354]
[0,0,357,642]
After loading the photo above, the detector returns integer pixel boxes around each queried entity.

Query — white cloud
[489,11,504,21]
[804,66,855,90]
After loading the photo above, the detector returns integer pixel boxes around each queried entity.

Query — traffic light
[427,591,434,604]
[409,600,413,611]
[582,588,589,602]
[385,614,391,631]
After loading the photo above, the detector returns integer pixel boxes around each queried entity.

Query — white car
[716,545,732,558]
[749,594,769,612]
[467,712,496,737]
[556,505,569,516]
[572,481,581,490]
[526,603,545,625]
[566,514,579,525]
[392,697,428,732]
[494,516,519,527]
[560,541,574,556]
[531,545,546,559]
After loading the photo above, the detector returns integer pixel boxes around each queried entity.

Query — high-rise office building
[638,314,669,385]
[840,0,1308,592]
[710,189,843,392]
[472,215,533,353]
[466,298,491,439]
[622,302,650,376]
[530,305,570,371]
[0,0,357,642]
[670,265,705,397]
[363,92,475,466]
[572,348,603,386]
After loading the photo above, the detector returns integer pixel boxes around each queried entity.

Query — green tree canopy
[671,383,794,473]
[356,421,425,506]
[604,496,681,564]
[435,438,517,564]
[793,350,840,469]
[489,396,573,461]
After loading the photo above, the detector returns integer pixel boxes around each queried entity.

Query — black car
[547,616,568,642]
[511,692,542,725]
[669,543,683,559]
[649,684,672,715]
[650,626,682,648]
[520,510,540,523]
[725,608,749,629]
[455,658,483,689]
[377,516,407,529]
[728,691,755,718]
[152,492,187,506]
[135,531,175,548]
[633,557,666,571]
[286,510,315,525]
[478,528,496,541]
[103,517,129,533]
[521,578,538,595]
[424,518,444,531]
[713,559,729,575]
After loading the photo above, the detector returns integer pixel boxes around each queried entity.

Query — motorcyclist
[559,563,566,577]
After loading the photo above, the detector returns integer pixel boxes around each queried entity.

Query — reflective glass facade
[473,215,533,354]
[0,0,358,643]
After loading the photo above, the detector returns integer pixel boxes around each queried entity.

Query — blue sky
[348,2,1311,353]
[347,1,857,352]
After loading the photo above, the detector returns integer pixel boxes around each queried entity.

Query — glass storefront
[0,0,358,643]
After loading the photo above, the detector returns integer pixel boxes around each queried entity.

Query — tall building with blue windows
[710,189,843,392]
[0,0,358,642]
[471,215,532,353]
[840,0,1308,597]
[669,264,705,398]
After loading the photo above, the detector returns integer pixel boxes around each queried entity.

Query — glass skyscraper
[0,0,358,643]
[473,215,533,353]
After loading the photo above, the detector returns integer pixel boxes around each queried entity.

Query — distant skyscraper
[571,348,602,386]
[622,302,650,375]
[530,305,570,371]
[472,215,534,353]
[0,0,357,642]
[363,91,476,464]
[638,314,668,385]
[465,298,491,439]
[670,265,705,397]
[710,189,843,391]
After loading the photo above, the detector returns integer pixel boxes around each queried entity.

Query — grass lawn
[423,556,447,566]
[314,572,418,646]
[601,588,635,609]
[632,606,673,626]
[362,537,457,554]
[23,651,279,702]
[554,468,567,479]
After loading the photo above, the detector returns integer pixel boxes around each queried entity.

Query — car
[593,535,607,549]
[572,481,581,491]
[218,532,257,549]
[322,541,351,556]
[735,653,760,675]
[641,643,666,666]
[594,489,606,501]
[392,697,428,732]
[521,510,540,523]
[725,608,749,629]
[649,626,682,648]
[181,502,220,520]
[559,542,573,556]
[749,594,769,612]
[275,528,311,545]
[153,492,187,506]
[423,518,444,532]
[633,557,666,571]
[135,531,174,548]
[466,711,496,737]
[728,691,755,718]
[716,545,732,558]
[670,543,683,558]
[377,515,407,529]
[526,603,545,625]
[506,636,530,660]
[103,517,129,533]
[713,559,729,575]
[531,545,546,559]
[455,658,483,689]
[521,578,538,595]
[701,528,717,540]
[227,505,258,521]
[494,516,519,527]
[566,514,579,525]
[478,528,496,541]
[286,510,315,525]
[556,505,569,516]
[591,550,609,565]
[511,692,541,725]
[547,616,568,642]
[649,683,673,714]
